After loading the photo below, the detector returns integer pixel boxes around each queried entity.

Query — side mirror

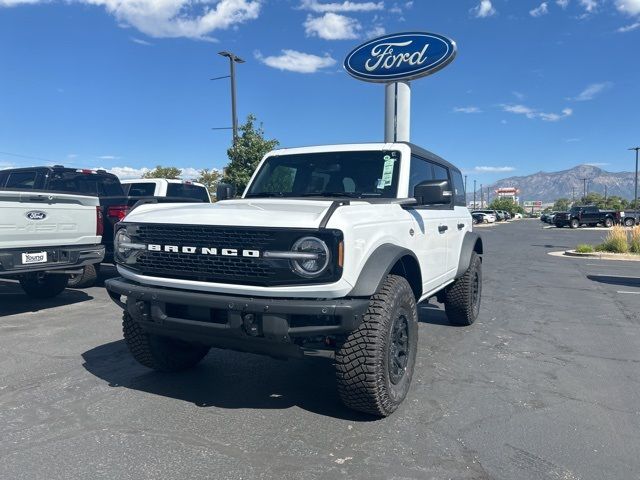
[414,180,452,205]
[216,182,236,201]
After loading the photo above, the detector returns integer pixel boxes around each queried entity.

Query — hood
[123,199,338,229]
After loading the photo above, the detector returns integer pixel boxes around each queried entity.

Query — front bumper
[0,244,105,276]
[105,277,370,358]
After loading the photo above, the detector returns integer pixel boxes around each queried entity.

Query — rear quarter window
[6,171,38,189]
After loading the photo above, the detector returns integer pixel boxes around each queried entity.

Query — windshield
[47,171,124,196]
[245,150,401,199]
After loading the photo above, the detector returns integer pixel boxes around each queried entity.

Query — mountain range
[479,165,638,203]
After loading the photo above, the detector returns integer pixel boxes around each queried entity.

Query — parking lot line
[617,291,640,295]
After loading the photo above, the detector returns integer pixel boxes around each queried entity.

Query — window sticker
[376,178,386,189]
[381,156,396,186]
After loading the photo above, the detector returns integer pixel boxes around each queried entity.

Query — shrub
[597,226,629,253]
[575,244,595,253]
[630,225,640,254]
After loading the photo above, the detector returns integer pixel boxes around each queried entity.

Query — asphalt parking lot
[1,219,639,480]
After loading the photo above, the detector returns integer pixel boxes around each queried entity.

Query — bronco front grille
[120,223,343,287]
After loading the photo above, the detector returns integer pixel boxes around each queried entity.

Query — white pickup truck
[121,179,211,203]
[0,190,105,298]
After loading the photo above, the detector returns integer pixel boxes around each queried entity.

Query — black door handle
[438,225,448,233]
[457,223,465,230]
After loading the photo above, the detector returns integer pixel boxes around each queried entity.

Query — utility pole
[473,180,477,209]
[213,51,245,146]
[487,187,490,206]
[480,183,484,208]
[572,186,575,204]
[604,184,608,202]
[580,177,588,202]
[630,147,640,210]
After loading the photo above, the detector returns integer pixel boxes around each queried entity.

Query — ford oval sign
[26,210,47,220]
[344,32,457,83]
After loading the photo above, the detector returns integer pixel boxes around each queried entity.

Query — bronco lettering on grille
[147,244,260,257]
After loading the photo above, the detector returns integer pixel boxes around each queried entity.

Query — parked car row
[0,166,211,295]
[541,205,638,229]
[471,209,512,224]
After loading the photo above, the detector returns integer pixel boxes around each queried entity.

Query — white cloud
[298,0,383,12]
[569,82,612,101]
[500,104,573,122]
[97,155,121,160]
[102,166,204,179]
[579,0,598,13]
[0,0,41,5]
[255,49,336,73]
[367,24,385,38]
[0,0,262,40]
[470,0,496,18]
[304,12,361,40]
[618,21,640,31]
[616,0,640,15]
[103,166,150,179]
[474,166,516,173]
[530,2,549,17]
[585,162,609,166]
[512,91,525,100]
[130,37,153,46]
[556,0,570,8]
[453,106,482,114]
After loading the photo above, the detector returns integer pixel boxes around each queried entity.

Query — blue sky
[0,0,639,185]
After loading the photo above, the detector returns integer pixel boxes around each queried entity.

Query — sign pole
[385,82,411,142]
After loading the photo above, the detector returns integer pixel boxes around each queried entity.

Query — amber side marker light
[338,241,344,268]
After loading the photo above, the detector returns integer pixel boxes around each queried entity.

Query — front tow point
[242,313,260,337]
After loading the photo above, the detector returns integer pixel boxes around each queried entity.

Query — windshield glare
[246,151,401,199]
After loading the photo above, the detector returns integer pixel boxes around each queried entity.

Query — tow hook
[242,313,260,337]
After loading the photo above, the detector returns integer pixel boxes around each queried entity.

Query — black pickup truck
[554,205,616,229]
[0,166,207,286]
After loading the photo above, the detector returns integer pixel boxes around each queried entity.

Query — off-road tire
[122,312,210,372]
[335,275,418,417]
[19,273,69,299]
[624,218,635,227]
[604,217,614,228]
[444,252,482,326]
[67,263,99,288]
[570,219,580,229]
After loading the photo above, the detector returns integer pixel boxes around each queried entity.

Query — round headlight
[291,236,330,277]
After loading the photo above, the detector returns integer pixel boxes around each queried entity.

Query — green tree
[196,168,223,196]
[581,192,605,207]
[553,198,571,211]
[142,166,182,179]
[223,114,279,193]
[488,197,524,215]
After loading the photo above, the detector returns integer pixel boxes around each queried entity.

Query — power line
[0,150,59,164]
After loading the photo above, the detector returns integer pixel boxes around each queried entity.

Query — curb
[562,250,640,262]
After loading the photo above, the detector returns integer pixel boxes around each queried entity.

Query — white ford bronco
[105,142,483,416]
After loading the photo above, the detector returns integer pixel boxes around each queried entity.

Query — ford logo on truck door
[25,211,47,220]
[344,32,457,83]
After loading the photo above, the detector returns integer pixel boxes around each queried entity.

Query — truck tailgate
[0,191,101,249]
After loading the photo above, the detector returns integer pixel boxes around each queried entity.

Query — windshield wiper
[245,192,287,198]
[299,192,363,198]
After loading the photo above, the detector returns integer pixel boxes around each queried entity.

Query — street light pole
[630,147,640,210]
[218,51,245,146]
[473,180,477,209]
[464,175,468,206]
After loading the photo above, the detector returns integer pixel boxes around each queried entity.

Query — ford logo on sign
[26,211,47,220]
[344,32,457,83]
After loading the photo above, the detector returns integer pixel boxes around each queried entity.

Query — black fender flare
[456,232,483,278]
[348,244,421,298]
